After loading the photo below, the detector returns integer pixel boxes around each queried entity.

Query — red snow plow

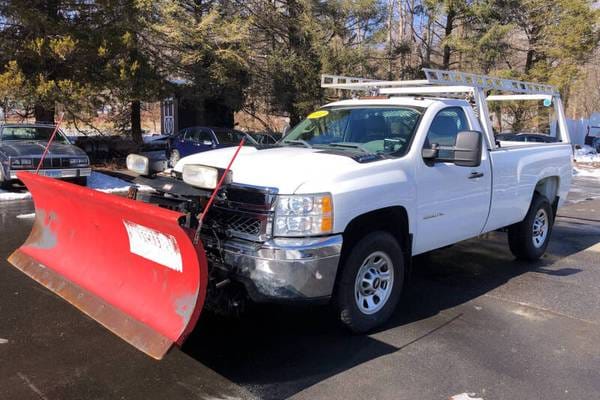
[8,172,208,359]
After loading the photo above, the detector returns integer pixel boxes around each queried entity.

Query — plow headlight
[126,154,150,175]
[182,165,219,189]
[274,194,333,237]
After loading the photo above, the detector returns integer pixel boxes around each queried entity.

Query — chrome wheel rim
[354,251,394,315]
[532,209,549,248]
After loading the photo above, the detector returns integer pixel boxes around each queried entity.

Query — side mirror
[422,144,439,160]
[454,130,482,167]
[202,140,213,146]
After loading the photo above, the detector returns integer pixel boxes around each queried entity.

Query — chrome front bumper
[217,235,343,301]
[10,167,92,180]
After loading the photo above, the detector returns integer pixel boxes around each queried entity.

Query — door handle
[468,171,484,179]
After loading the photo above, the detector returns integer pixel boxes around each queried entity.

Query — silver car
[0,124,91,189]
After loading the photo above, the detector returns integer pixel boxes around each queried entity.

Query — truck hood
[174,146,373,193]
[0,141,86,158]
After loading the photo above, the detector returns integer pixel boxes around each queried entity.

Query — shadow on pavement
[182,224,597,400]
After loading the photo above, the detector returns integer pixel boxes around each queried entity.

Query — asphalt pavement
[0,177,598,400]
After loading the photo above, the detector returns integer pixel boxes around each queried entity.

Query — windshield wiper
[284,139,312,148]
[328,142,372,153]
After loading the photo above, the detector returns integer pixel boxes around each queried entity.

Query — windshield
[281,107,422,156]
[1,126,70,144]
[214,130,256,145]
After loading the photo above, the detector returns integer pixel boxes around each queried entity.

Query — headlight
[69,157,89,166]
[126,154,150,175]
[10,158,33,168]
[274,193,333,237]
[182,164,219,189]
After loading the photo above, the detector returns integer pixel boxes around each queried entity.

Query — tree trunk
[442,5,456,70]
[34,104,55,124]
[525,49,534,73]
[131,100,142,144]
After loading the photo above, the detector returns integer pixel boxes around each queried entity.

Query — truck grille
[202,184,277,242]
[222,213,263,236]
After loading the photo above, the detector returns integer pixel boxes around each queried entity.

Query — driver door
[414,107,492,254]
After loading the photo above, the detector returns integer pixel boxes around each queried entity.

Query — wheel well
[534,176,560,219]
[535,176,559,202]
[341,207,412,277]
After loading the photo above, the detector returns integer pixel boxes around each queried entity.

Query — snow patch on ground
[574,154,600,163]
[1,171,152,202]
[16,213,35,219]
[0,190,31,201]
[450,394,484,400]
[574,145,600,164]
[87,171,134,192]
[574,166,600,178]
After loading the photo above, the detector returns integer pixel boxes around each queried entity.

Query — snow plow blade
[8,172,208,359]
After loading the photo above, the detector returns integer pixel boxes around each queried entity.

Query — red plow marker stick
[35,113,65,174]
[194,137,246,243]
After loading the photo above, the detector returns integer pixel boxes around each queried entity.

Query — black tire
[508,194,553,261]
[334,231,404,333]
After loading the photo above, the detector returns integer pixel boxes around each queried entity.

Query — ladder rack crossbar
[321,69,558,96]
[423,69,557,95]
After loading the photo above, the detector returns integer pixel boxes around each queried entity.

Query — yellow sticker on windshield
[307,110,329,119]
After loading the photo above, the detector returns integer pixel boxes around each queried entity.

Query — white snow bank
[87,171,134,192]
[574,144,597,156]
[574,153,600,163]
[0,190,31,201]
[87,171,153,193]
[1,171,152,202]
[573,166,600,178]
[16,213,35,219]
[573,145,600,163]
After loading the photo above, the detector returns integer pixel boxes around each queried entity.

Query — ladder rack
[321,68,569,146]
[321,69,558,96]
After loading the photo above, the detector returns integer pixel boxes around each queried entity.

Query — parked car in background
[168,126,258,166]
[247,131,279,145]
[495,132,559,143]
[0,123,90,189]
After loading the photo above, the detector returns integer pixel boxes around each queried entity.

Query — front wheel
[508,194,553,261]
[334,231,404,333]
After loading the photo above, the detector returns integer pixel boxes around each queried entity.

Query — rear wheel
[334,231,404,333]
[508,194,553,261]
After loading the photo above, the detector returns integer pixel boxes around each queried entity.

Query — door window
[185,128,212,144]
[425,107,469,159]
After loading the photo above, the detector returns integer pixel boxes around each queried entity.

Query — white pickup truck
[129,69,573,333]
